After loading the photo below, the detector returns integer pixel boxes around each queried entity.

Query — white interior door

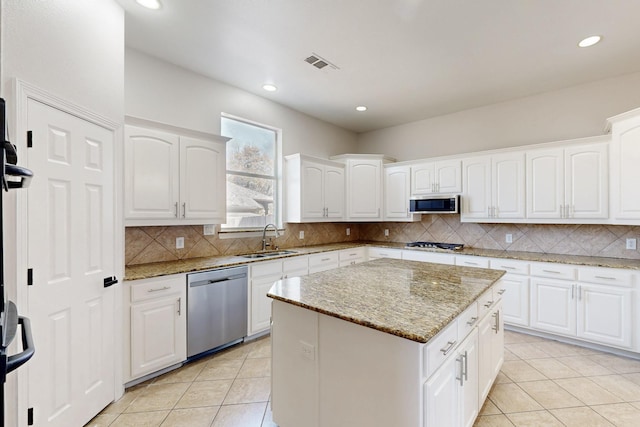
[26,98,116,426]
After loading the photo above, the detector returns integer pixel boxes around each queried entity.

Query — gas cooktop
[405,241,464,251]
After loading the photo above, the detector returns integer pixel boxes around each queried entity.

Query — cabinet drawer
[309,251,340,270]
[489,258,530,275]
[251,260,283,279]
[578,267,634,288]
[283,256,308,273]
[455,255,489,268]
[530,262,576,280]
[368,247,402,259]
[130,275,185,303]
[424,320,459,378]
[477,288,497,319]
[402,250,455,265]
[457,302,479,338]
[339,248,366,262]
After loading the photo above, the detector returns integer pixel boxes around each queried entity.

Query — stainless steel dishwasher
[187,265,248,358]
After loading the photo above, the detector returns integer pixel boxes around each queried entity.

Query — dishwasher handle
[189,273,247,288]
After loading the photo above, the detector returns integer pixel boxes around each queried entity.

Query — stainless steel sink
[240,250,297,259]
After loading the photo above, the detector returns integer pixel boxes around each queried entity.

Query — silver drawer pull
[321,258,330,262]
[440,340,457,356]
[466,317,478,326]
[484,301,494,308]
[595,276,616,280]
[497,289,506,295]
[465,262,479,266]
[500,266,516,270]
[148,286,170,293]
[542,269,561,274]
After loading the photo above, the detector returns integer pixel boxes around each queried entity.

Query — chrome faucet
[262,223,279,251]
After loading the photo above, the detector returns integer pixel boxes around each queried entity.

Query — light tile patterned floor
[86,331,640,427]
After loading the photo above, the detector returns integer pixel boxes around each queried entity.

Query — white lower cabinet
[425,329,479,427]
[249,256,310,336]
[530,277,577,336]
[338,247,367,267]
[367,246,403,260]
[128,274,187,381]
[577,283,633,348]
[402,250,455,265]
[308,251,340,274]
[478,300,504,403]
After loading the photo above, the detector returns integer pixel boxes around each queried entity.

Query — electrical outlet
[299,230,305,239]
[176,237,184,249]
[346,227,350,236]
[203,224,215,235]
[384,229,389,237]
[299,341,315,361]
[626,238,637,250]
[505,234,513,243]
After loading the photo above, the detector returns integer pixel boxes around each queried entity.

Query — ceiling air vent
[304,53,339,70]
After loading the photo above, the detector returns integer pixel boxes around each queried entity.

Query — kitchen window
[220,114,281,231]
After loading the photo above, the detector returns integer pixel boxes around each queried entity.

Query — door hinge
[27,407,34,425]
[27,268,33,286]
[27,130,33,148]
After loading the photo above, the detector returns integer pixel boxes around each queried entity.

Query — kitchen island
[267,258,506,427]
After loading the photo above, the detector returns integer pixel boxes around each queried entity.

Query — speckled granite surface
[268,258,505,343]
[125,240,640,281]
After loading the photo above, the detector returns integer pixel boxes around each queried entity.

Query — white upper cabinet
[331,154,392,221]
[526,140,608,221]
[285,154,345,222]
[411,160,461,195]
[125,124,227,225]
[462,153,525,221]
[384,165,420,222]
[608,107,640,223]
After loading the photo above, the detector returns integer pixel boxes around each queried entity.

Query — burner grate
[405,241,464,251]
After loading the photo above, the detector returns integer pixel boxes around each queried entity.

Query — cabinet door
[347,159,382,219]
[500,274,530,327]
[493,153,525,219]
[435,160,462,193]
[301,161,326,220]
[131,295,185,378]
[424,354,459,427]
[125,126,180,219]
[565,144,608,219]
[324,165,345,219]
[411,163,435,195]
[384,166,411,219]
[577,284,632,349]
[611,116,640,220]
[461,157,491,220]
[459,329,479,427]
[526,148,564,219]
[530,278,576,336]
[250,273,282,335]
[478,303,503,403]
[180,136,226,221]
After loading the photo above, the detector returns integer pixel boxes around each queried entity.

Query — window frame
[219,113,283,233]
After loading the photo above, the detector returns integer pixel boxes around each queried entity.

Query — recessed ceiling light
[136,0,162,9]
[263,84,278,92]
[356,106,367,112]
[578,35,602,48]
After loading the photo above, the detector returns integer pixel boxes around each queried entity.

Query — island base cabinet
[478,301,504,403]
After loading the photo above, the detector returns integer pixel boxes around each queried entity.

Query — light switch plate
[626,238,637,250]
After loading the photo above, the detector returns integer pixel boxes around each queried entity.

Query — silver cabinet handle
[595,276,616,281]
[571,284,575,299]
[578,285,582,301]
[321,258,330,262]
[456,354,464,386]
[488,207,491,217]
[174,202,178,218]
[177,297,181,315]
[466,316,478,327]
[500,266,516,270]
[182,202,186,218]
[560,204,564,218]
[542,269,561,274]
[440,340,457,356]
[497,289,506,295]
[406,207,409,218]
[148,286,170,293]
[465,261,479,266]
[463,350,468,381]
[492,311,500,333]
[484,300,494,308]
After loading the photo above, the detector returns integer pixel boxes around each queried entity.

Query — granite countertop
[267,258,505,343]
[125,240,640,281]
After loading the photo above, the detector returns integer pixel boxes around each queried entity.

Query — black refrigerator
[0,97,35,427]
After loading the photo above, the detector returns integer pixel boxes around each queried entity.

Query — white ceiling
[116,0,640,133]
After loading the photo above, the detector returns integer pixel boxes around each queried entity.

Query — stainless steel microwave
[409,195,459,213]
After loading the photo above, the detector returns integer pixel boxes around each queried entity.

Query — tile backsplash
[125,215,640,265]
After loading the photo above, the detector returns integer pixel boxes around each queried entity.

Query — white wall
[125,48,358,158]
[357,71,640,161]
[1,0,125,121]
